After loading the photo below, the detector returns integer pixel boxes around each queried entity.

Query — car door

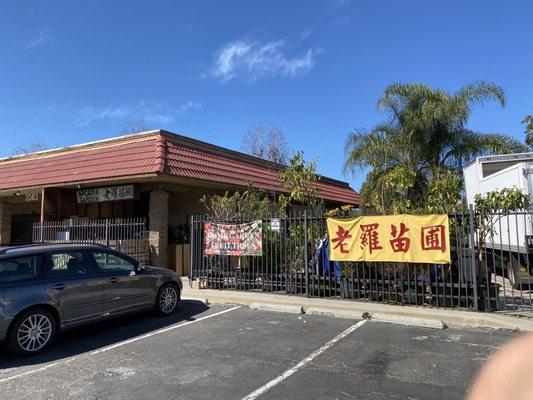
[43,250,104,326]
[91,250,153,316]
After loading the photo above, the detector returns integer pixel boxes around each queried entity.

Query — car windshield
[0,254,44,283]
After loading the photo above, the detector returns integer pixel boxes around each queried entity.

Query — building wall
[10,201,41,215]
[0,202,12,245]
[168,192,207,227]
[148,190,169,267]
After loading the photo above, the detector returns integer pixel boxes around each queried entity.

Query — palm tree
[524,115,533,147]
[344,81,527,213]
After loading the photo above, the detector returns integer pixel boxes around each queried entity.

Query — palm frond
[443,130,528,167]
[455,80,506,108]
[343,125,402,174]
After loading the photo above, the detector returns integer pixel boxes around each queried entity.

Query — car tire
[155,284,180,316]
[8,309,57,357]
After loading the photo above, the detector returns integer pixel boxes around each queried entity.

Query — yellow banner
[327,214,450,264]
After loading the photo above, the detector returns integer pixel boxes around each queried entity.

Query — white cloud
[144,113,174,124]
[301,30,313,39]
[26,29,53,49]
[77,105,130,125]
[139,101,174,124]
[211,39,321,82]
[177,100,202,113]
[74,100,202,126]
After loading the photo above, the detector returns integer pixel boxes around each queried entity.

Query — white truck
[464,153,533,289]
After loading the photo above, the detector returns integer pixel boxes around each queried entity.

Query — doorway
[11,213,40,244]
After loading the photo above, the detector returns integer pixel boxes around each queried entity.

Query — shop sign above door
[77,185,135,203]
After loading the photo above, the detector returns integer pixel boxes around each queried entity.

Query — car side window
[93,252,136,273]
[47,251,93,278]
[0,254,44,283]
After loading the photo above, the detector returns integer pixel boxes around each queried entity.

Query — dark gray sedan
[0,243,182,356]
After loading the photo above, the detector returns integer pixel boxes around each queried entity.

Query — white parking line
[90,305,240,355]
[0,306,241,384]
[241,319,368,400]
[0,360,72,384]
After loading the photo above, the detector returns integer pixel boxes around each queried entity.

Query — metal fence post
[189,215,194,288]
[468,204,479,311]
[304,210,309,297]
[105,220,110,247]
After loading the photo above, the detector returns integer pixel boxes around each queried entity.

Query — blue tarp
[316,237,341,278]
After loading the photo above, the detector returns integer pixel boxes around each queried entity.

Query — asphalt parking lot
[0,300,518,400]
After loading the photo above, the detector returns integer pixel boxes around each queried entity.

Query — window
[47,251,93,278]
[0,255,43,283]
[93,252,136,273]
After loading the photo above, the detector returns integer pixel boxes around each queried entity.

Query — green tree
[200,182,271,220]
[277,151,322,214]
[344,81,527,214]
[524,115,533,147]
[474,188,530,270]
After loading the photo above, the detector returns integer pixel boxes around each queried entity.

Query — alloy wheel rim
[17,314,52,352]
[160,287,177,313]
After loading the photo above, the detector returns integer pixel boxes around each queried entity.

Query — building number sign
[25,193,40,202]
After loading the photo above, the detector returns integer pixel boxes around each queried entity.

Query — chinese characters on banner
[204,220,263,256]
[77,185,135,203]
[327,215,450,264]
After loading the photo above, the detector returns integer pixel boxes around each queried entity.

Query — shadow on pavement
[0,300,209,369]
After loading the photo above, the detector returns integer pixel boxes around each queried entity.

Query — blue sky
[0,0,532,191]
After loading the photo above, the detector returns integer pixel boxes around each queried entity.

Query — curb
[305,306,359,319]
[183,296,448,330]
[297,306,446,329]
[370,313,447,329]
[181,291,532,332]
[250,302,303,314]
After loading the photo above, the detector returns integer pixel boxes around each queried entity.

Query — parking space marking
[0,305,241,384]
[0,360,74,384]
[90,305,241,355]
[241,319,368,400]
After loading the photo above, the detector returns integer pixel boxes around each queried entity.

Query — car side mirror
[135,263,145,272]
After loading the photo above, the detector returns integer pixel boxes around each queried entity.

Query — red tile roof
[164,139,359,204]
[0,131,360,205]
[0,138,158,190]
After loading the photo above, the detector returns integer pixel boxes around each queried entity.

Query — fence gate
[190,210,533,315]
[33,218,149,264]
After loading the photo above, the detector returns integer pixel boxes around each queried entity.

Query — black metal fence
[190,209,533,314]
[33,218,149,264]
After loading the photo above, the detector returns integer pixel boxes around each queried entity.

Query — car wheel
[156,284,179,315]
[8,309,56,357]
